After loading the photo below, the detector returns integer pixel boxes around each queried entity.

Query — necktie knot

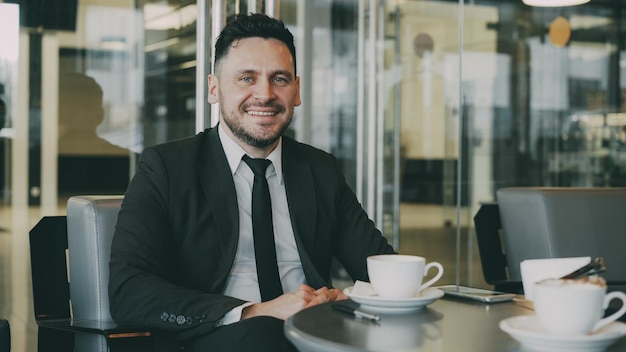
[243,155,271,177]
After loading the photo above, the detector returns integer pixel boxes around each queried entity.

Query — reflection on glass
[141,0,198,148]
[57,72,130,195]
[0,3,18,203]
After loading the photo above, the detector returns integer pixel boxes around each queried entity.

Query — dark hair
[214,13,296,75]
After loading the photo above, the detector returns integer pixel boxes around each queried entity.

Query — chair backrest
[0,318,9,352]
[29,216,71,321]
[30,195,153,352]
[473,202,507,284]
[497,187,626,288]
[66,195,124,322]
[66,195,124,352]
[473,202,523,293]
[474,203,508,284]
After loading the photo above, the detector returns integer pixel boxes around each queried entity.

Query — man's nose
[253,79,276,101]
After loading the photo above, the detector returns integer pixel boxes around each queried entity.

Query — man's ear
[207,75,219,104]
[294,76,302,107]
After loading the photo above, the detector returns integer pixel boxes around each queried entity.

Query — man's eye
[241,77,253,83]
[273,77,288,86]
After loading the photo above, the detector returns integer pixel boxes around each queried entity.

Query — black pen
[331,302,381,322]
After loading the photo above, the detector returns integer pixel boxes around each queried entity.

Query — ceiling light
[523,0,590,7]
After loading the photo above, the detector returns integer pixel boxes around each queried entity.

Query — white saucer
[343,286,443,314]
[500,315,626,352]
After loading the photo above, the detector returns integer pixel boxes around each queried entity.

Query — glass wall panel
[382,0,467,286]
[4,0,205,207]
[463,0,626,287]
[377,0,626,290]
[56,2,142,198]
[5,0,147,207]
[468,0,626,191]
[0,3,18,208]
[141,0,198,147]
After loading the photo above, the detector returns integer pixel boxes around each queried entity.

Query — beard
[220,101,293,148]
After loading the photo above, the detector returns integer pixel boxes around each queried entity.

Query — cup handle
[592,291,626,332]
[419,262,444,292]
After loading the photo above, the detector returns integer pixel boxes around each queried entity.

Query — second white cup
[534,278,626,335]
[367,255,444,299]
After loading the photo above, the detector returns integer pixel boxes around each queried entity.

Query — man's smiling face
[208,37,301,155]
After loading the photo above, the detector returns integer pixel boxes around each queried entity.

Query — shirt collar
[218,123,284,184]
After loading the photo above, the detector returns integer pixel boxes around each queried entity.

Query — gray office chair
[29,195,153,352]
[496,187,626,292]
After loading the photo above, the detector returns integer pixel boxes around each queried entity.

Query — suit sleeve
[108,147,245,341]
[331,158,397,281]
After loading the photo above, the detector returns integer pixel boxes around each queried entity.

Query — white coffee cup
[533,278,626,335]
[367,255,444,299]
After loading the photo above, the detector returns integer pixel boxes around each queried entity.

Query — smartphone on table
[437,285,516,303]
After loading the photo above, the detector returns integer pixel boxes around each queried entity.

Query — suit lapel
[198,128,239,284]
[282,138,317,250]
[282,138,327,287]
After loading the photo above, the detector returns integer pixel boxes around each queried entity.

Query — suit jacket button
[161,312,169,322]
[176,315,186,325]
[168,314,176,323]
[186,316,193,325]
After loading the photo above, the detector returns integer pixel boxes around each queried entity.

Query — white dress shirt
[217,125,306,323]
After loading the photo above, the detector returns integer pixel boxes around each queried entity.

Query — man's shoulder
[140,128,219,161]
[150,128,212,152]
[282,135,335,162]
[138,128,218,169]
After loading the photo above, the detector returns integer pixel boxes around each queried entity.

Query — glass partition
[0,3,18,209]
[368,0,626,289]
[462,0,626,287]
[141,0,199,147]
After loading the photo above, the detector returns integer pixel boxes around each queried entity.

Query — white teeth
[247,111,275,116]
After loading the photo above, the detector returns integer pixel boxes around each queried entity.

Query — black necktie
[242,155,283,301]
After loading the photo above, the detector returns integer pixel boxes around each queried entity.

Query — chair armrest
[36,319,151,339]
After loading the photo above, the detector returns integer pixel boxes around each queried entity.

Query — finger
[305,295,327,308]
[335,291,349,300]
[314,286,329,295]
[315,288,340,300]
[298,284,315,293]
[327,288,348,299]
[296,289,316,303]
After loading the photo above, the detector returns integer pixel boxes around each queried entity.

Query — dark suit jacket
[108,127,395,343]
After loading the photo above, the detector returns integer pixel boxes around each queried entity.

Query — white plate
[500,315,626,352]
[343,286,443,314]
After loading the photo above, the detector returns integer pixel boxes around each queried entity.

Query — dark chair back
[473,203,522,293]
[30,216,71,321]
[0,318,10,352]
[29,216,75,351]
